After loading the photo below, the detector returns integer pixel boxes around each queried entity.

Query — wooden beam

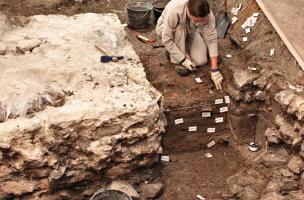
[256,0,304,71]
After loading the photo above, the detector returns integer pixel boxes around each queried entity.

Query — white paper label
[195,78,202,83]
[241,23,247,29]
[243,37,248,42]
[248,67,257,71]
[161,156,170,162]
[224,96,230,104]
[215,117,224,123]
[226,54,232,58]
[215,98,224,105]
[189,126,197,132]
[253,12,260,17]
[202,112,211,118]
[174,118,184,124]
[207,140,216,148]
[232,16,238,24]
[220,107,228,113]
[270,48,275,56]
[245,28,251,33]
[196,195,206,200]
[205,153,213,158]
[207,128,216,133]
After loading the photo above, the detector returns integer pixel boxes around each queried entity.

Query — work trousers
[158,25,209,66]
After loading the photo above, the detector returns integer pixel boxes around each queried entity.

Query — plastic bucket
[91,189,132,200]
[152,7,165,23]
[127,2,153,29]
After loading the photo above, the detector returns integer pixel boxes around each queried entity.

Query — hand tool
[95,44,124,63]
[135,34,164,48]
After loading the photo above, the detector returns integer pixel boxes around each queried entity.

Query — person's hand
[211,70,223,90]
[182,58,196,71]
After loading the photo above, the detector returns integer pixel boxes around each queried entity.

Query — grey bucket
[90,189,132,200]
[127,2,153,29]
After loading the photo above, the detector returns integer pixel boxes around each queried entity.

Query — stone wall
[0,13,165,199]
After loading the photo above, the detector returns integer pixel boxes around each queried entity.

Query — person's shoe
[174,65,191,76]
[165,50,170,60]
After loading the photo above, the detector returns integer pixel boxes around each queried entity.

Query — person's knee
[193,56,208,66]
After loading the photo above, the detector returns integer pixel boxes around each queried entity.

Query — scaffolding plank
[256,0,304,71]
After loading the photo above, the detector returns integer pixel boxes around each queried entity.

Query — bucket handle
[126,2,152,21]
[128,9,151,20]
[152,7,163,13]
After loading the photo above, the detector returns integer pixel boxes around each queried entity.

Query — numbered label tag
[207,140,216,148]
[202,112,211,118]
[189,126,198,132]
[245,27,251,33]
[226,54,232,58]
[253,12,260,17]
[215,117,224,123]
[215,98,224,105]
[224,96,230,104]
[161,156,170,162]
[174,118,184,125]
[207,128,216,133]
[195,78,203,84]
[204,153,213,158]
[270,48,275,56]
[220,107,228,113]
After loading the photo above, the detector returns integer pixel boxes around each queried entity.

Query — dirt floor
[1,0,303,199]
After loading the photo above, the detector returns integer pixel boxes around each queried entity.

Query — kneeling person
[156,0,223,90]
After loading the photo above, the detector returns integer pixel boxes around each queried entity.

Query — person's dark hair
[188,0,210,17]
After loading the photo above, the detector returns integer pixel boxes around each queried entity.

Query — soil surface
[1,0,303,199]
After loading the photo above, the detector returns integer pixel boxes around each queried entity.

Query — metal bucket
[151,0,166,23]
[91,189,132,200]
[127,2,153,29]
[152,7,164,23]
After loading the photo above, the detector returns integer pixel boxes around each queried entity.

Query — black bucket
[152,7,165,23]
[127,2,153,29]
[90,189,132,200]
[151,0,168,23]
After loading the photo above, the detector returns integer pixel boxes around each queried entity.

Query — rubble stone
[226,84,242,101]
[275,115,299,145]
[253,75,267,89]
[16,39,42,53]
[233,69,259,90]
[263,180,282,194]
[254,90,267,101]
[280,178,300,193]
[0,179,48,196]
[288,156,304,174]
[109,180,140,200]
[260,192,284,200]
[262,148,289,167]
[139,183,163,199]
[275,90,304,121]
[265,128,282,144]
[287,191,304,200]
[299,143,304,158]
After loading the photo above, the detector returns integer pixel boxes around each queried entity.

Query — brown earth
[1,0,303,199]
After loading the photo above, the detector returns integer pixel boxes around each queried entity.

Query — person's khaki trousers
[158,25,208,66]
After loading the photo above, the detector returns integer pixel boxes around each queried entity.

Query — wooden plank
[255,0,304,71]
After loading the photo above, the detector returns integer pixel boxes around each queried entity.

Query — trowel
[216,0,230,38]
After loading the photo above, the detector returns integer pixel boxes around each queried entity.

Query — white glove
[182,58,196,71]
[211,71,223,90]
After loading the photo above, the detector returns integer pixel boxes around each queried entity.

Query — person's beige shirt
[156,0,218,63]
